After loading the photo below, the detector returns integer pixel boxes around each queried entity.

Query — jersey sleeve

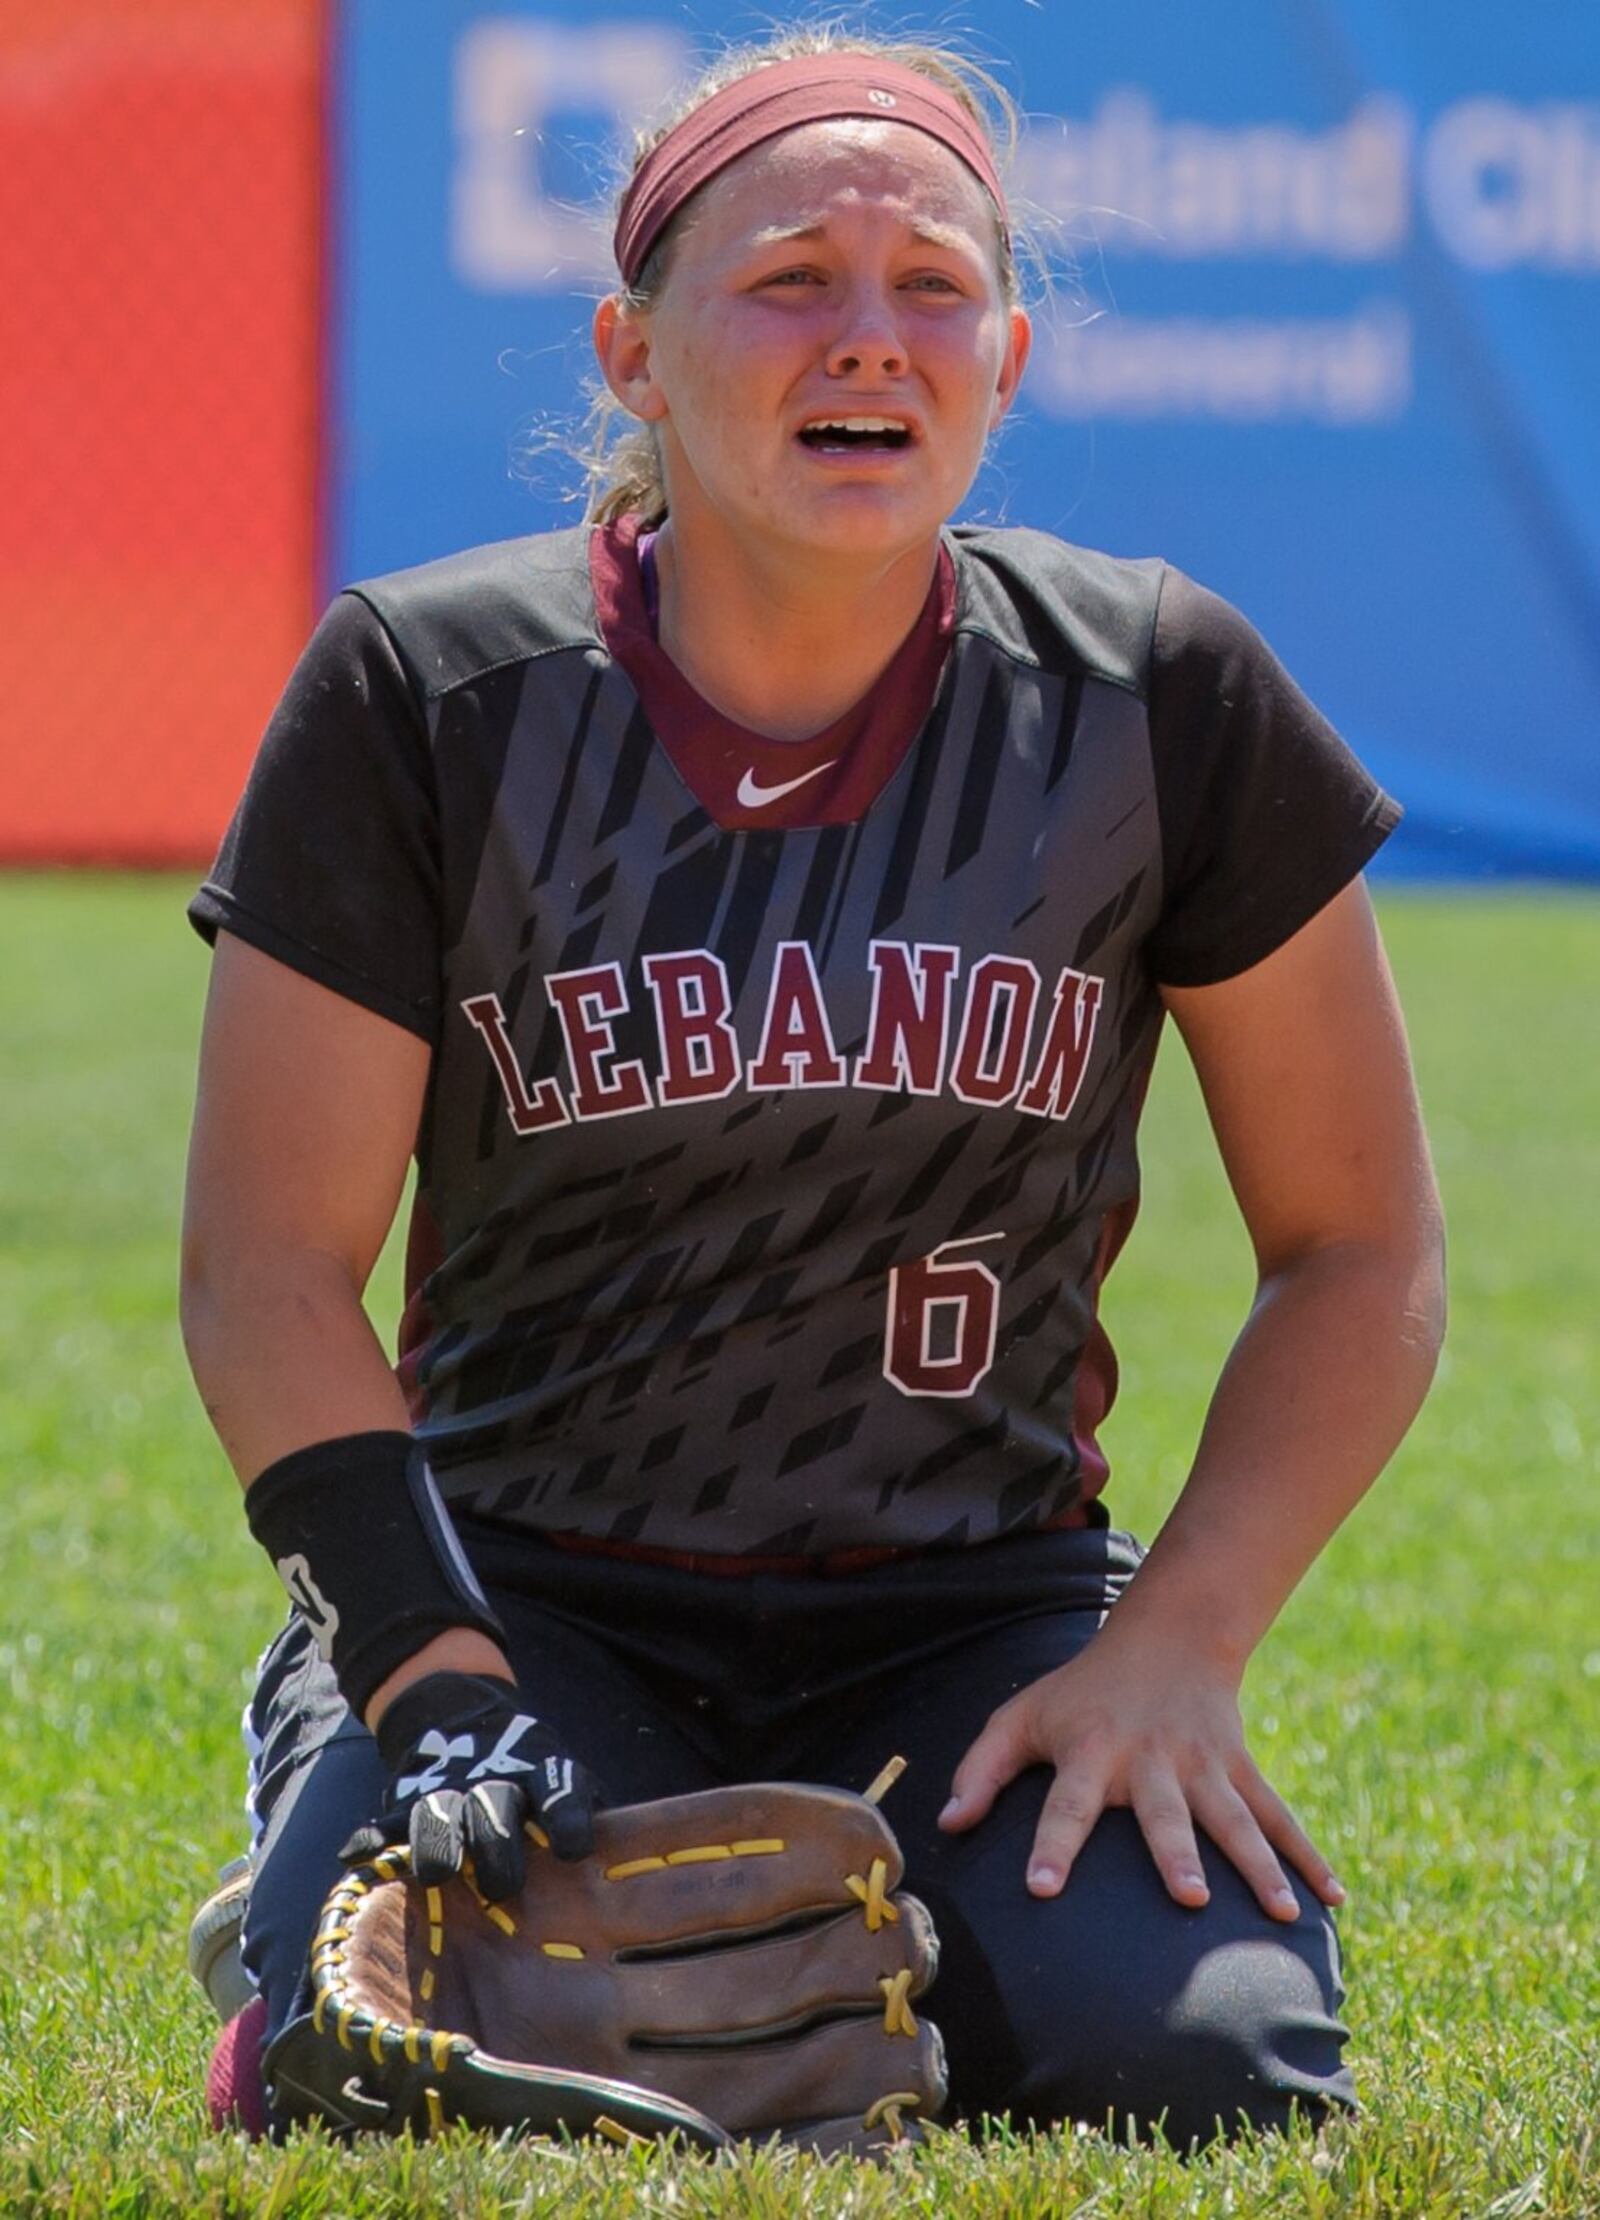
[1144,569,1401,987]
[187,590,443,1040]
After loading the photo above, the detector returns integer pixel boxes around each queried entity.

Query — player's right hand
[341,1670,599,1898]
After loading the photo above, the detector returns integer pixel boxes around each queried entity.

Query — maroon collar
[587,514,957,831]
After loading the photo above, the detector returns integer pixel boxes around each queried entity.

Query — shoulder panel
[347,526,602,701]
[948,526,1165,694]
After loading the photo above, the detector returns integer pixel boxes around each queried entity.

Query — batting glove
[342,1671,599,1899]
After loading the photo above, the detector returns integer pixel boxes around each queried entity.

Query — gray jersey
[192,522,1397,1556]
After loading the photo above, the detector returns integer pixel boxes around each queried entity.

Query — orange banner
[0,2,322,864]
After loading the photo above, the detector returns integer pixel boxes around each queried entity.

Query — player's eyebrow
[745,220,975,253]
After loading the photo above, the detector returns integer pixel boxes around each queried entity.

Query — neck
[652,515,940,743]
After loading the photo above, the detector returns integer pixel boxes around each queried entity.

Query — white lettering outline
[1017,966,1104,1122]
[884,1234,1005,1400]
[546,961,652,1122]
[949,956,1043,1107]
[854,940,961,1096]
[642,949,742,1106]
[746,941,848,1092]
[462,992,571,1135]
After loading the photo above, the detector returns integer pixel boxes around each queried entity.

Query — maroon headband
[614,53,1010,288]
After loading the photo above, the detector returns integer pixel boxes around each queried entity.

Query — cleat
[188,1854,256,2023]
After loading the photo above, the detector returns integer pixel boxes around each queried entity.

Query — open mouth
[797,416,914,454]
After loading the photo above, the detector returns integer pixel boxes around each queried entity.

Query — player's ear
[988,304,1032,431]
[593,295,669,424]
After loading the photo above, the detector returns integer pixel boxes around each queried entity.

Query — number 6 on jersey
[884,1237,1003,1398]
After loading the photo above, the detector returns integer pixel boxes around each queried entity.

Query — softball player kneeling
[182,27,1444,2149]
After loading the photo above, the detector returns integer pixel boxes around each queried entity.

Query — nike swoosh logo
[339,2076,392,2121]
[735,759,836,808]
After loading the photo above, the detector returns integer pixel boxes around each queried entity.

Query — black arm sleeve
[188,592,443,1040]
[1145,569,1401,988]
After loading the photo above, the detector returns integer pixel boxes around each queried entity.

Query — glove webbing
[304,1854,674,2148]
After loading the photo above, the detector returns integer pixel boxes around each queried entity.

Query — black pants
[241,1521,1354,2149]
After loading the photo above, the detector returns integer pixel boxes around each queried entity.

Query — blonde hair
[584,27,1025,527]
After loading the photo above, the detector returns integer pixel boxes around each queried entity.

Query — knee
[1032,1935,1356,2149]
[1155,1935,1355,2144]
[925,1803,1355,2148]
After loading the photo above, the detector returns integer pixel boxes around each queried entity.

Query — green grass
[0,875,1595,2216]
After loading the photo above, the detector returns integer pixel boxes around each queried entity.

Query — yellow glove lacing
[310,1852,468,2081]
[878,1968,918,2038]
[845,1856,900,1931]
[863,2089,924,2142]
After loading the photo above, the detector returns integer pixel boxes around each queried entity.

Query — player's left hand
[937,1621,1345,1922]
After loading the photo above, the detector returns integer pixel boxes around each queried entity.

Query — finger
[1125,1768,1212,1909]
[463,1781,527,1899]
[338,1821,395,1866]
[1241,1774,1346,1904]
[409,1789,466,1883]
[1025,1761,1113,1896]
[940,1711,1030,1833]
[532,1753,596,1861]
[1190,1778,1301,1921]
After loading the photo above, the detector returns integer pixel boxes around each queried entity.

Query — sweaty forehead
[687,117,996,250]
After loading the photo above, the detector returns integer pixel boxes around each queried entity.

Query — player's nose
[825,289,908,379]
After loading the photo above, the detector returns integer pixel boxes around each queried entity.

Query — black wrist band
[244,1430,507,1719]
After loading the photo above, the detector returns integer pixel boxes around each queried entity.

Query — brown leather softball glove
[264,1777,946,2158]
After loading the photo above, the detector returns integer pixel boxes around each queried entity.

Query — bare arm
[180,933,511,1718]
[943,881,1446,1913]
[1105,878,1445,1671]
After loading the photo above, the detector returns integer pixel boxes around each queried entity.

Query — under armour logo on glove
[393,1711,555,1801]
[344,1672,600,1898]
[466,1714,550,1784]
[395,1729,478,1801]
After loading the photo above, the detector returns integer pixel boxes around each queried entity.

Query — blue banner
[332,1,1600,880]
